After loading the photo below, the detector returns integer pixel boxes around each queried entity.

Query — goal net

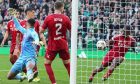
[71,0,140,84]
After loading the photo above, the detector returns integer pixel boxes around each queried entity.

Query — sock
[104,69,114,78]
[14,74,22,80]
[92,71,97,77]
[33,65,38,72]
[44,64,56,83]
[27,69,33,77]
[64,63,70,76]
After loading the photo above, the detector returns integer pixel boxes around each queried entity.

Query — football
[96,40,106,50]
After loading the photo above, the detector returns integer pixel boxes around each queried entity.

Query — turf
[0,55,69,84]
[0,55,140,84]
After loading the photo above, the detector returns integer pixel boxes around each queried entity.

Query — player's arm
[108,39,114,50]
[13,17,26,34]
[39,28,47,47]
[39,17,48,48]
[108,37,115,50]
[1,31,9,47]
[1,22,10,47]
[67,16,71,32]
[131,40,137,53]
[66,16,71,38]
[15,32,20,48]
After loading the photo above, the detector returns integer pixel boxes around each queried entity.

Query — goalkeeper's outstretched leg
[102,57,124,81]
[89,64,106,82]
[89,57,124,83]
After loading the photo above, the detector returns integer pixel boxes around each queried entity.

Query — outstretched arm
[13,17,26,34]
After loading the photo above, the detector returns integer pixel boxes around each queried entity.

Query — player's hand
[0,42,4,47]
[39,41,44,46]
[8,8,17,17]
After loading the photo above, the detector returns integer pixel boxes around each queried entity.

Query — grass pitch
[0,55,140,84]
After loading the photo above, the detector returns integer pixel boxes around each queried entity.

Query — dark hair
[25,8,35,14]
[124,25,131,30]
[54,1,64,10]
[27,19,35,27]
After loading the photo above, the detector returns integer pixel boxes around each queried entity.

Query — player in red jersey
[40,1,71,84]
[0,10,20,65]
[20,8,40,55]
[89,25,136,82]
[19,8,40,82]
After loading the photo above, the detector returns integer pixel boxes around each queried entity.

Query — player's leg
[13,47,20,62]
[33,45,40,82]
[62,60,70,76]
[59,50,70,76]
[89,56,113,82]
[10,45,18,64]
[26,59,38,82]
[7,58,26,81]
[89,64,106,82]
[102,57,124,81]
[44,50,57,84]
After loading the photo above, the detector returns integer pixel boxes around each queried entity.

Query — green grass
[0,55,69,84]
[0,55,140,84]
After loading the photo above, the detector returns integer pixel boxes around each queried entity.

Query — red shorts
[10,44,16,54]
[45,49,70,61]
[102,56,124,67]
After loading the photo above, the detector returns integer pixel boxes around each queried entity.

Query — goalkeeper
[7,11,39,82]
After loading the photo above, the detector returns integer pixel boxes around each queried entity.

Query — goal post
[70,0,78,84]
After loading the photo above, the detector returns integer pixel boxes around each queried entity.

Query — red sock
[104,69,114,78]
[44,64,56,83]
[33,65,38,72]
[64,63,70,76]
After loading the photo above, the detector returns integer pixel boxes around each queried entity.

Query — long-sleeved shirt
[13,17,39,59]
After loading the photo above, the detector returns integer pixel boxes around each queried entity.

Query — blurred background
[0,0,140,50]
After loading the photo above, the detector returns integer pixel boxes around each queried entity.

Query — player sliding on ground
[19,8,40,82]
[40,1,71,84]
[89,25,136,82]
[7,12,39,82]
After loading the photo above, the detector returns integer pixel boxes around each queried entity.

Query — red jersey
[108,35,136,57]
[20,19,40,42]
[42,14,71,51]
[6,20,19,45]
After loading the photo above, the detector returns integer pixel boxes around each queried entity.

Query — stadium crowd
[0,0,140,48]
